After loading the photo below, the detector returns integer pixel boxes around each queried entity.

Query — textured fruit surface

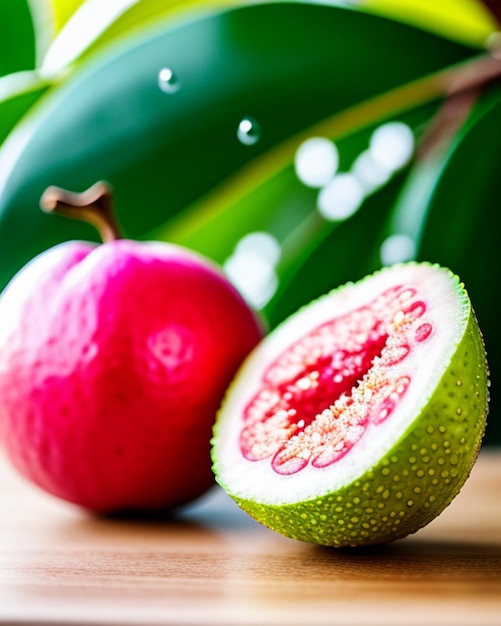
[212,262,489,547]
[0,239,262,512]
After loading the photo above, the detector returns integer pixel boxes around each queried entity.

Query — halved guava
[212,262,489,547]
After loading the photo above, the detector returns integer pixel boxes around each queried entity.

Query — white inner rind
[213,263,469,505]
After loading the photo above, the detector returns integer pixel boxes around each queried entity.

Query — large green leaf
[157,79,442,276]
[0,0,36,76]
[42,0,499,76]
[39,0,237,76]
[414,85,501,443]
[0,1,478,290]
[0,1,236,145]
[358,0,498,46]
[49,0,86,31]
[157,100,438,313]
[0,71,52,145]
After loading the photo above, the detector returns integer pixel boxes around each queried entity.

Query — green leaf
[49,0,86,31]
[413,86,501,443]
[159,100,437,314]
[0,0,36,76]
[357,0,498,47]
[0,71,52,145]
[36,0,501,74]
[39,0,237,77]
[0,2,478,291]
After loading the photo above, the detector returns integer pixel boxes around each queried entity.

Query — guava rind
[212,265,489,547]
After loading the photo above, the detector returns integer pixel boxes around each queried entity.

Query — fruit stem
[40,181,123,243]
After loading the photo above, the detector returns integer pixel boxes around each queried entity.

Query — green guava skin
[212,262,489,548]
[227,311,488,547]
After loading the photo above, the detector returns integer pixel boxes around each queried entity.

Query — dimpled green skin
[227,310,489,548]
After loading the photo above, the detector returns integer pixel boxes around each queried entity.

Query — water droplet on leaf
[158,67,180,94]
[237,117,261,145]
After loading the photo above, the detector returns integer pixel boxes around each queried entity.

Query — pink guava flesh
[0,239,263,512]
[240,285,432,475]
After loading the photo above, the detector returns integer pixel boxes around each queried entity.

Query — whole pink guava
[0,182,263,512]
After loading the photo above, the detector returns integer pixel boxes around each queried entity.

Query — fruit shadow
[309,535,501,582]
[102,484,260,529]
[52,485,261,545]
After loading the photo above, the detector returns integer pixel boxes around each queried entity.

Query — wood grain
[1,449,500,626]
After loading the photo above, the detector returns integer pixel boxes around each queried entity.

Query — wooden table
[1,449,500,626]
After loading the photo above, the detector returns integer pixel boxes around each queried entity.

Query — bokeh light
[369,121,415,173]
[294,137,339,188]
[380,233,417,265]
[224,232,281,309]
[317,173,364,221]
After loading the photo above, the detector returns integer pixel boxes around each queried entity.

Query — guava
[0,182,263,512]
[212,262,489,547]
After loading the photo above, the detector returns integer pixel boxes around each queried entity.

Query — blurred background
[1,0,500,443]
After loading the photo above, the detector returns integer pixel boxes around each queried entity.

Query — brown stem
[417,51,501,160]
[417,86,481,160]
[40,181,122,243]
[441,49,501,96]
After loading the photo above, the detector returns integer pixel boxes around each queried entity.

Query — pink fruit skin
[0,239,263,512]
